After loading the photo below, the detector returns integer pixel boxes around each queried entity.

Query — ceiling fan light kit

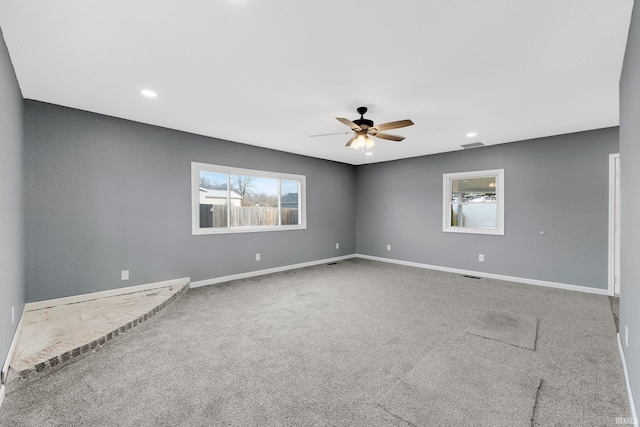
[335,107,414,151]
[353,132,375,150]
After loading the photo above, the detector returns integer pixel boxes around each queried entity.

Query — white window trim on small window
[191,162,307,235]
[442,169,505,235]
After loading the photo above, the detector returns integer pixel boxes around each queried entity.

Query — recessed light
[141,90,157,98]
[365,151,373,156]
[466,132,477,138]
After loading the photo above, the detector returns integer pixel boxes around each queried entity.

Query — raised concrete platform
[5,283,188,392]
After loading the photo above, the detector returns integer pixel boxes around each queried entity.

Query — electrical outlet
[256,253,261,261]
[479,254,484,262]
[336,243,339,249]
[11,306,15,325]
[121,270,129,281]
[387,244,391,251]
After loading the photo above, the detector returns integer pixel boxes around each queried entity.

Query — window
[192,162,306,235]
[443,169,504,235]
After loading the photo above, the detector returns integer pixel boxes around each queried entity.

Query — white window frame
[443,169,504,235]
[192,162,307,235]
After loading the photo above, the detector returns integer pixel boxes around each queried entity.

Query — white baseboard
[191,253,608,296]
[0,384,5,411]
[617,333,639,427]
[25,277,191,311]
[190,255,356,288]
[355,254,609,296]
[1,306,25,385]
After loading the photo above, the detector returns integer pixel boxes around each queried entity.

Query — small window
[192,162,306,235]
[443,169,504,235]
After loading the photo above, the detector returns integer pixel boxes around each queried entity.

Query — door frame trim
[608,153,620,296]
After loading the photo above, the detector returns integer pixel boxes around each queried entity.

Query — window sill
[443,227,504,236]
[193,224,307,235]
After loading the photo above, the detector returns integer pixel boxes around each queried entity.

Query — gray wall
[619,0,640,415]
[24,101,356,302]
[0,28,25,370]
[356,128,618,290]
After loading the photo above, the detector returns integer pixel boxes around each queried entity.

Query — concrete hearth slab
[6,283,188,391]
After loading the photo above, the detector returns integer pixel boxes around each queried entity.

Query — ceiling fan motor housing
[354,107,373,128]
[353,118,374,128]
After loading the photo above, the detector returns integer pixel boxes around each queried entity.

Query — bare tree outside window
[192,162,306,234]
[231,175,256,205]
[200,176,227,190]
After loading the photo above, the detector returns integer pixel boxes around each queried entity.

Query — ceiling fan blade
[345,135,357,147]
[309,131,351,138]
[372,119,414,132]
[374,133,405,142]
[336,117,362,132]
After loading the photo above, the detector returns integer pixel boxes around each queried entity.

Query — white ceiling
[0,0,633,165]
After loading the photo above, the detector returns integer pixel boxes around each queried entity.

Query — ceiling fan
[335,107,414,150]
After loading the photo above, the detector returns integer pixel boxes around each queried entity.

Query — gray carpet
[466,309,539,350]
[379,346,542,426]
[0,259,630,426]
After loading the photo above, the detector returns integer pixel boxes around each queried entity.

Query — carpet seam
[375,402,419,427]
[530,378,544,426]
[466,332,536,352]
